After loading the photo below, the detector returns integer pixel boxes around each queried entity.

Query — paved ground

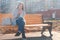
[0,31,60,40]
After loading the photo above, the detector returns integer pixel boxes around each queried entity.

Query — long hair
[17,2,24,10]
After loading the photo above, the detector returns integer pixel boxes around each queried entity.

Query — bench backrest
[24,14,43,25]
[0,13,13,24]
[0,13,43,25]
[0,13,43,33]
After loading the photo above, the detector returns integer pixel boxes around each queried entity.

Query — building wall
[0,0,10,13]
[0,0,25,13]
[0,0,60,13]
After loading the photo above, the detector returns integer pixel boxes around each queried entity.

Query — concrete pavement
[0,31,60,40]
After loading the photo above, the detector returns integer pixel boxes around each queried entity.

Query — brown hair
[17,2,24,10]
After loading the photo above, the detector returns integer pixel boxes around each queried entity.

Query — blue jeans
[16,17,26,38]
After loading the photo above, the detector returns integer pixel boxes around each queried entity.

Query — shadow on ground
[2,35,53,40]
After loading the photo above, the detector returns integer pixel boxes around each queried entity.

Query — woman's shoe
[50,34,53,37]
[15,32,21,36]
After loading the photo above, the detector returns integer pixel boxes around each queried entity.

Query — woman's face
[18,3,23,10]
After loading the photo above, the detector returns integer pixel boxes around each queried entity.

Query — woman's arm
[15,13,20,19]
[12,9,20,19]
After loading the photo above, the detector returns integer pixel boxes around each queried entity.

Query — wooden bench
[0,13,48,34]
[24,14,48,32]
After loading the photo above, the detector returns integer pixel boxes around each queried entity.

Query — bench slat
[25,24,48,26]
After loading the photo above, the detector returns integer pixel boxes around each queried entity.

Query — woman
[12,2,26,40]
